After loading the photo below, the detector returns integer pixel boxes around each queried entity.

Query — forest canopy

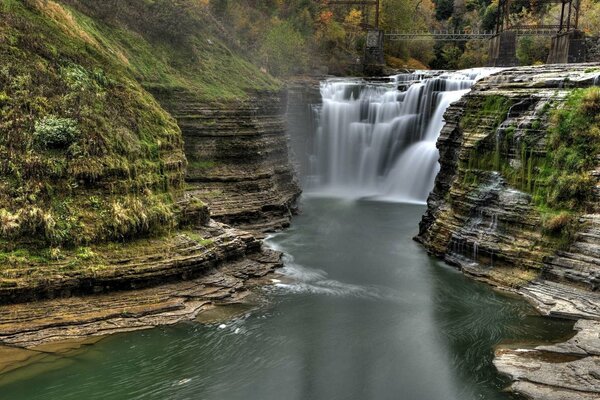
[209,0,600,73]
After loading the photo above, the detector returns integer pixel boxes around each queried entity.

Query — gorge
[1,2,600,399]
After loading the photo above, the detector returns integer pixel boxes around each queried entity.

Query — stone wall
[488,31,519,67]
[547,31,587,64]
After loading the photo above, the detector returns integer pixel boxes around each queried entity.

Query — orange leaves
[344,9,362,26]
[318,10,334,25]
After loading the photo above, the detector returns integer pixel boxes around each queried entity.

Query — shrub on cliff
[581,87,600,115]
[260,20,308,77]
[542,212,574,235]
[543,87,600,210]
[34,117,79,149]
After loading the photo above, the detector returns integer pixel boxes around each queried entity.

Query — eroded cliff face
[0,0,297,315]
[153,88,300,233]
[416,64,600,399]
[417,65,600,299]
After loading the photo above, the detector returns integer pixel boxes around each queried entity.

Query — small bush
[549,173,595,208]
[76,247,97,260]
[580,87,600,116]
[542,212,573,234]
[0,91,10,108]
[34,117,80,149]
[0,209,20,237]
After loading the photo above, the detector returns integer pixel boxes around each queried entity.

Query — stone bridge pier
[489,31,519,66]
[547,30,587,63]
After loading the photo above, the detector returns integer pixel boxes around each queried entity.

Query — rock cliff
[154,88,300,233]
[416,64,600,399]
[0,0,299,342]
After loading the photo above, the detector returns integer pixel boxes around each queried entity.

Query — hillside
[0,0,289,299]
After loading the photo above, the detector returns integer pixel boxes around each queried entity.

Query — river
[0,198,572,400]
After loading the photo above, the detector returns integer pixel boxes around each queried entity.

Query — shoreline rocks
[0,242,282,349]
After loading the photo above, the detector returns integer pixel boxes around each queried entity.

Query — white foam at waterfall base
[307,68,499,204]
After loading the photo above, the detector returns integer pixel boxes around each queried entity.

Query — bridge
[327,0,587,68]
[385,27,561,42]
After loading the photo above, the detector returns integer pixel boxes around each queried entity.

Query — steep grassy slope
[61,0,281,101]
[0,0,188,249]
[0,0,286,297]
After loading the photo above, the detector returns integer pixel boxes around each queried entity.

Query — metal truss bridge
[385,26,563,42]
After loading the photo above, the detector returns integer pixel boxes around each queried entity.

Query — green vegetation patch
[61,0,281,101]
[0,0,187,247]
[460,95,514,135]
[462,88,600,245]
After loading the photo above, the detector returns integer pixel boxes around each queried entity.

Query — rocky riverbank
[416,64,600,399]
[0,0,301,354]
[0,214,284,346]
[0,245,282,350]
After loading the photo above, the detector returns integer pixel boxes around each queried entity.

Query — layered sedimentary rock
[416,64,600,399]
[0,246,282,349]
[285,77,322,182]
[153,88,301,232]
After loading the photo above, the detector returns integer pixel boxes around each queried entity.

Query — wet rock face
[153,88,301,232]
[285,77,322,182]
[416,64,600,400]
[417,64,600,289]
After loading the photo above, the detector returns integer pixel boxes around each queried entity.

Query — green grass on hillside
[0,0,187,247]
[61,0,281,101]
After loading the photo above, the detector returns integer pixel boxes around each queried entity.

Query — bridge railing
[385,30,494,41]
[385,27,561,41]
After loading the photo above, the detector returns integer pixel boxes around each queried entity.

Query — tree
[516,36,550,65]
[260,20,308,76]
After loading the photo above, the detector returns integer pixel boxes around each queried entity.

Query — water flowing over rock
[307,69,496,203]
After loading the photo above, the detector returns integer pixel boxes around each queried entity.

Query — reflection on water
[0,198,573,400]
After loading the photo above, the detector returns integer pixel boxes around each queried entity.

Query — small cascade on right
[308,68,498,204]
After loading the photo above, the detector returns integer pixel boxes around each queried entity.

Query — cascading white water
[308,68,497,204]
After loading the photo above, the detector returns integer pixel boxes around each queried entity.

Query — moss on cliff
[458,88,599,250]
[0,0,190,249]
[543,87,600,209]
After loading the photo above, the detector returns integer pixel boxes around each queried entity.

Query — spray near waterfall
[308,69,496,204]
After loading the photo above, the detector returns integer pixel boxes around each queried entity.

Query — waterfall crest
[308,69,497,204]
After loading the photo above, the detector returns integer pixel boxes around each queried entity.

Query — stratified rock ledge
[494,320,600,400]
[0,248,282,349]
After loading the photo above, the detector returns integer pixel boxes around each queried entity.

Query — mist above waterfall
[307,69,497,204]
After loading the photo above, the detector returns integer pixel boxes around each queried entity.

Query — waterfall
[308,68,497,204]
